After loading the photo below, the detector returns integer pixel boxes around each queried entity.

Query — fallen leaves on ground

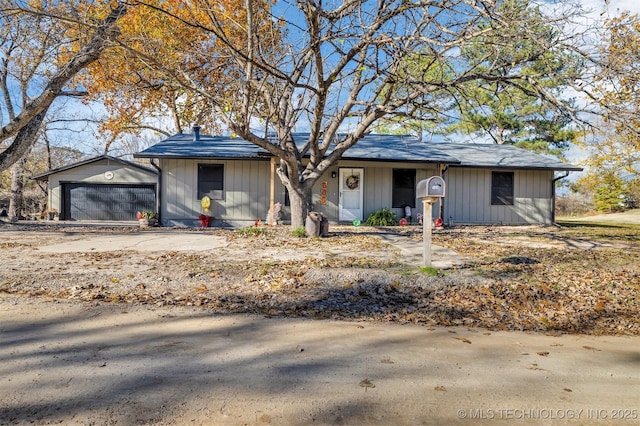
[359,379,375,389]
[1,224,639,336]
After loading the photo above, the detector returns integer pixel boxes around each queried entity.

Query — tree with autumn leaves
[4,1,634,226]
[80,0,258,149]
[0,1,128,170]
[574,10,640,211]
[0,1,129,218]
[84,0,599,228]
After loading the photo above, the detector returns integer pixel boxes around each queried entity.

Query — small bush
[292,225,306,238]
[419,266,439,276]
[365,208,398,226]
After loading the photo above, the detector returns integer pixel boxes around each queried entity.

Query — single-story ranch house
[31,132,581,226]
[126,131,581,227]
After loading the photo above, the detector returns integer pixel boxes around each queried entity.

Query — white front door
[339,168,363,222]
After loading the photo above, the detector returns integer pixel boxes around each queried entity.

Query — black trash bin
[319,214,329,237]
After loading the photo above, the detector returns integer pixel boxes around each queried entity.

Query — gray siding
[160,158,281,226]
[443,167,554,225]
[159,159,554,227]
[159,159,441,226]
[363,166,392,218]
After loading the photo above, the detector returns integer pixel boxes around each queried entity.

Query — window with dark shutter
[491,171,514,205]
[392,169,416,208]
[197,164,224,200]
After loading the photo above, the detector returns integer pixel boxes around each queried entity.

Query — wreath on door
[345,174,359,190]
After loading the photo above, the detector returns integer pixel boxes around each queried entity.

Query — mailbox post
[416,176,446,267]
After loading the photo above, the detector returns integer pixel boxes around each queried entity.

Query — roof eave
[339,155,461,164]
[447,164,583,172]
[133,153,271,161]
[31,155,158,180]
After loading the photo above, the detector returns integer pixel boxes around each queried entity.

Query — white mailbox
[417,176,446,199]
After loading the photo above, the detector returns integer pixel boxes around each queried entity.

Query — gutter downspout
[150,159,162,224]
[439,164,449,222]
[551,171,570,225]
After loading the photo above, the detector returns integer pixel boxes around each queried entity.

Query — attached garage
[32,155,159,222]
[62,183,156,221]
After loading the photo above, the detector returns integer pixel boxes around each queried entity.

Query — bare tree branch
[0,2,128,171]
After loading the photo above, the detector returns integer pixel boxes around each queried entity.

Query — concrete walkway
[376,233,467,268]
[27,224,468,268]
[36,230,230,253]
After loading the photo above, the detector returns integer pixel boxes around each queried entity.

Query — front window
[198,164,224,200]
[392,169,416,208]
[491,171,514,205]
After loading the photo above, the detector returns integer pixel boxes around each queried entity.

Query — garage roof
[31,155,158,181]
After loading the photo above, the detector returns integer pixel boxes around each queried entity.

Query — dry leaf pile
[1,223,638,335]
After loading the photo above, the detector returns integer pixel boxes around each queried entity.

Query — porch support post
[269,157,275,225]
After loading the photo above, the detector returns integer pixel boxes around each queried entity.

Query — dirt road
[1,222,639,424]
[1,296,639,425]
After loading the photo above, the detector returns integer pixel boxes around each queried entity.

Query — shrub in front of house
[365,208,398,226]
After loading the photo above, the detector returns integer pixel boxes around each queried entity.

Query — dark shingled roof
[324,134,461,163]
[134,133,459,164]
[134,132,582,171]
[135,133,268,160]
[430,143,583,171]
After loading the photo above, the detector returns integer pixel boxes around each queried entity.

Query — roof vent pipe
[193,125,201,142]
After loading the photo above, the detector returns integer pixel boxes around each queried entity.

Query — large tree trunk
[287,184,313,229]
[8,156,28,221]
[276,162,316,229]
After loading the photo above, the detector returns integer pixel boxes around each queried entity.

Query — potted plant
[44,208,59,221]
[136,211,157,227]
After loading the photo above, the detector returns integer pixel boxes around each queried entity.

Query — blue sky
[4,1,639,162]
